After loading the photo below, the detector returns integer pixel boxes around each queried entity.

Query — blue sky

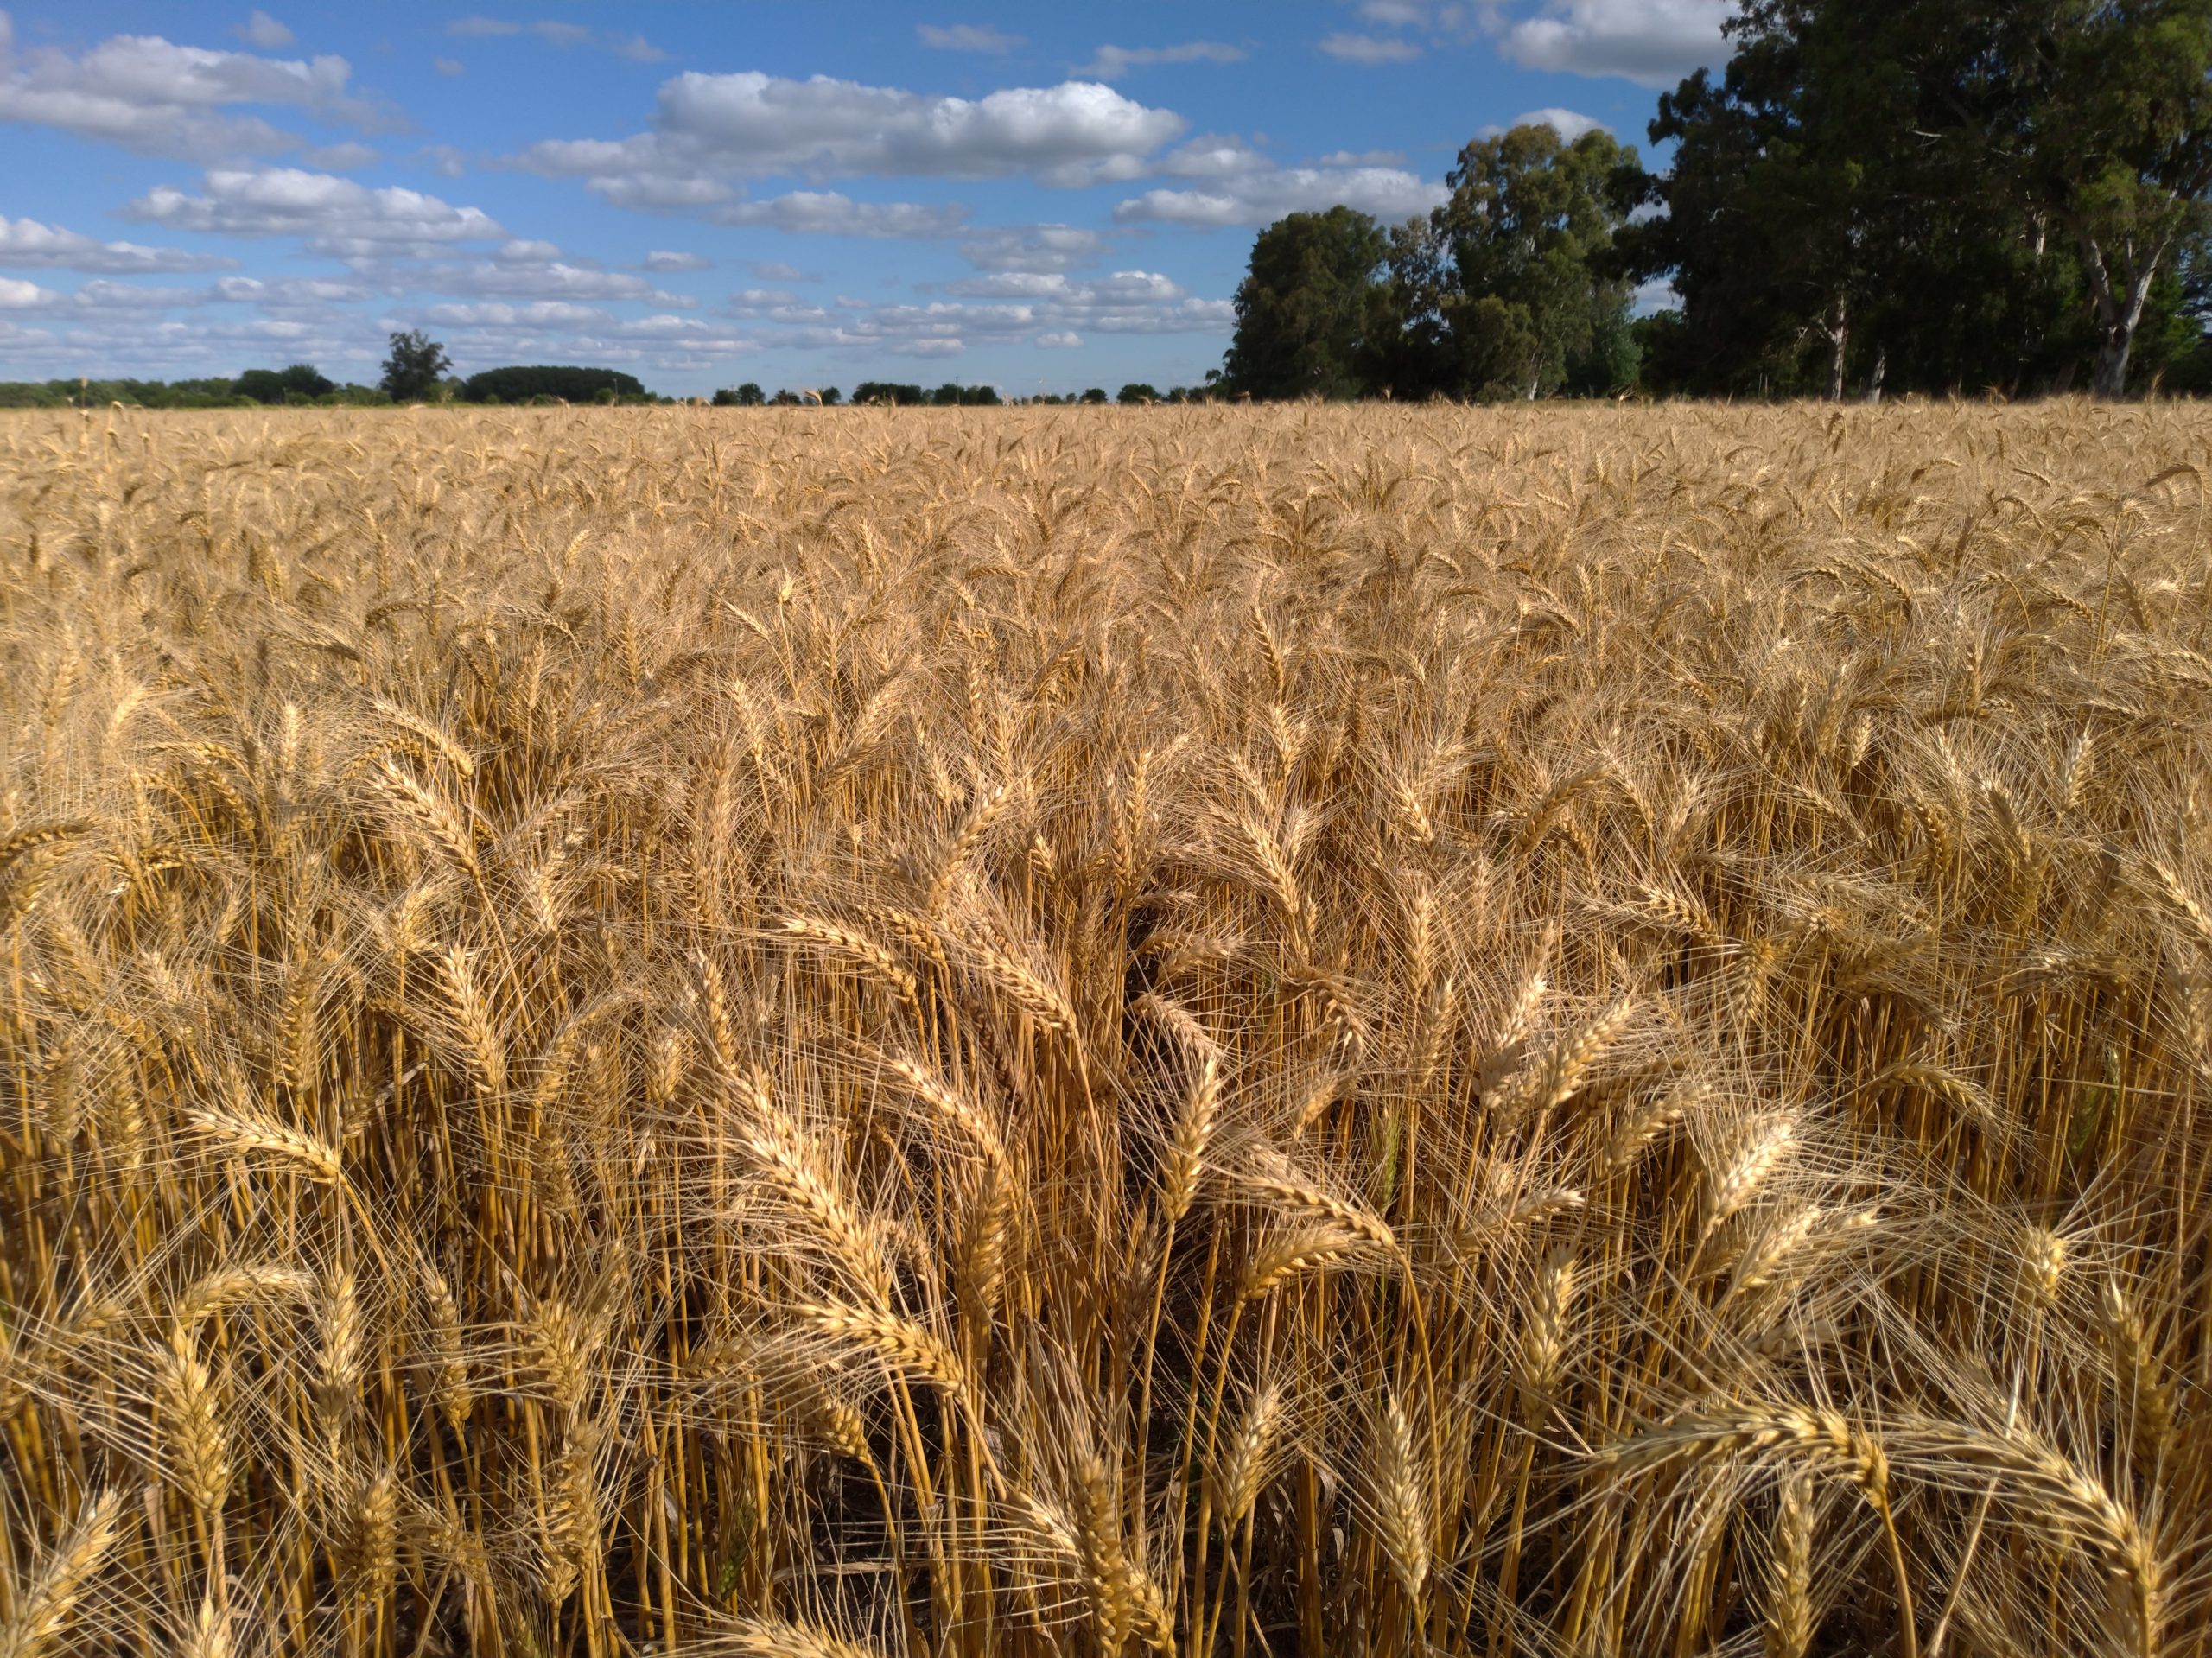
[0,2,1728,397]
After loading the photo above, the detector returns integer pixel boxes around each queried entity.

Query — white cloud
[1077,42,1247,79]
[447,18,668,62]
[1494,0,1728,86]
[422,299,607,327]
[0,20,379,159]
[124,168,505,252]
[743,270,1231,360]
[235,11,294,49]
[918,23,1024,54]
[519,71,1185,204]
[1319,33,1423,64]
[715,192,967,238]
[0,277,56,308]
[213,275,369,305]
[1036,330,1081,347]
[1510,106,1607,141]
[642,249,711,271]
[1316,147,1407,166]
[302,140,377,168]
[421,144,466,176]
[958,223,1105,273]
[0,217,237,273]
[1114,140,1445,227]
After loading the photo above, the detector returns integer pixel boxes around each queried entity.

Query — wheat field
[0,402,2208,1658]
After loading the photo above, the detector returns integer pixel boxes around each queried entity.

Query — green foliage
[233,364,334,404]
[1079,387,1108,403]
[854,382,926,405]
[460,365,647,403]
[379,330,452,402]
[1427,125,1643,398]
[713,383,766,406]
[1625,0,2212,398]
[1117,383,1162,403]
[1223,206,1389,399]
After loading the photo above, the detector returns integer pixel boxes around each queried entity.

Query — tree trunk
[1825,296,1850,403]
[2075,225,2170,401]
[1865,345,1886,405]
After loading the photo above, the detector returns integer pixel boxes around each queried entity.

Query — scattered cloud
[917,23,1024,54]
[1115,141,1445,228]
[302,140,378,168]
[1113,135,1444,227]
[519,71,1185,205]
[1508,106,1607,141]
[1319,33,1423,64]
[124,168,505,254]
[1076,42,1246,79]
[957,224,1106,273]
[642,249,711,271]
[1492,0,1728,86]
[433,57,464,76]
[0,217,238,273]
[234,11,294,49]
[0,20,382,159]
[715,192,968,238]
[747,270,1231,359]
[420,143,466,176]
[1036,330,1081,347]
[447,18,668,62]
[742,258,809,282]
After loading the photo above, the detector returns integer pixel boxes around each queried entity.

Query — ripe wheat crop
[1,401,2209,1657]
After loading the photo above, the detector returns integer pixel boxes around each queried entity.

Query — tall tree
[379,330,451,403]
[1222,206,1389,399]
[1632,0,2212,398]
[1967,0,2212,396]
[1427,124,1643,398]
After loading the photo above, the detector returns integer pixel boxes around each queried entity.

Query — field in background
[1,403,2208,1657]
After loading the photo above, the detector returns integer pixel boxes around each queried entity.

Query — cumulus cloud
[1319,33,1423,64]
[917,23,1024,54]
[743,270,1231,362]
[642,249,711,271]
[1036,330,1081,347]
[715,192,968,238]
[518,70,1186,206]
[447,18,667,62]
[0,217,237,273]
[1509,106,1608,141]
[1076,42,1246,79]
[302,140,377,168]
[124,168,505,253]
[1113,138,1445,227]
[957,223,1106,273]
[0,16,381,159]
[1492,0,1728,86]
[234,11,294,49]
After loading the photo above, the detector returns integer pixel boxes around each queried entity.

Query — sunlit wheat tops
[0,399,2208,1658]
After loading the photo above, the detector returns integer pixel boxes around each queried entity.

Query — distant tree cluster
[0,365,391,410]
[461,365,650,404]
[1221,0,2212,402]
[849,382,1004,406]
[1221,128,1644,403]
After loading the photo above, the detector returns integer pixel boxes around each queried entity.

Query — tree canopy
[460,365,645,404]
[379,331,452,403]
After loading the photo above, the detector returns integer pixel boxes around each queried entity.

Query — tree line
[1223,0,2212,402]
